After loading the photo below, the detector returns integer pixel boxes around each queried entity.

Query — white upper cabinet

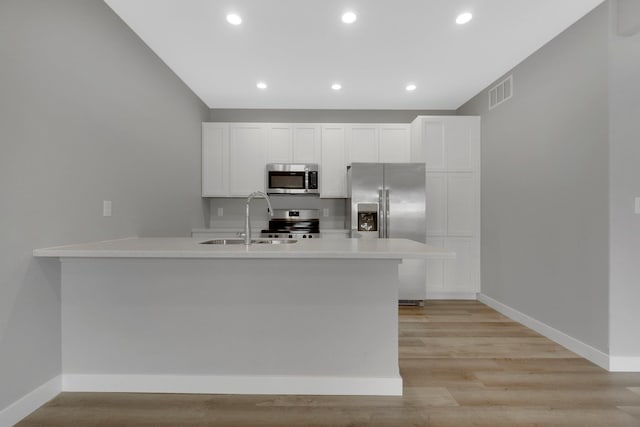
[292,124,321,163]
[202,123,229,197]
[423,120,446,170]
[202,121,414,200]
[346,124,410,164]
[347,125,379,163]
[379,125,410,163]
[266,123,293,164]
[321,125,347,198]
[411,116,479,171]
[228,123,267,196]
[265,124,321,164]
[445,120,479,171]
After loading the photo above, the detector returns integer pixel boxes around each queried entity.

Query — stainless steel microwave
[266,163,319,195]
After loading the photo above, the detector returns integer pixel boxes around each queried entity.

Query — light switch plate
[217,207,224,216]
[323,208,330,217]
[635,197,640,214]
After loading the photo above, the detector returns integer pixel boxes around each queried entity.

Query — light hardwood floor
[17,301,640,426]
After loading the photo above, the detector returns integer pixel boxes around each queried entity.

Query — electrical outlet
[217,207,224,217]
[323,208,330,217]
[103,200,112,217]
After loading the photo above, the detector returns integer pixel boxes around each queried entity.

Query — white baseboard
[477,293,610,370]
[609,357,640,372]
[426,291,478,300]
[63,374,403,396]
[0,375,61,426]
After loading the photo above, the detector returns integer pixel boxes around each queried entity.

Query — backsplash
[207,197,346,230]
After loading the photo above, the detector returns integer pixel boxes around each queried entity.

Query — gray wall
[608,0,640,357]
[458,5,610,352]
[0,0,208,410]
[210,109,454,123]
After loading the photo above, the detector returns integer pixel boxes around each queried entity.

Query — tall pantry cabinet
[411,116,481,299]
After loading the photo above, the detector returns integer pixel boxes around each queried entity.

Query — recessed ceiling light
[342,12,357,24]
[331,83,342,91]
[226,13,242,26]
[406,84,417,91]
[456,12,473,25]
[256,81,267,90]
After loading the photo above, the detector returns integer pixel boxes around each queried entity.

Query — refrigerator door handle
[385,189,390,238]
[378,189,385,238]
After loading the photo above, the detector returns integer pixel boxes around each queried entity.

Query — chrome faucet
[244,191,273,245]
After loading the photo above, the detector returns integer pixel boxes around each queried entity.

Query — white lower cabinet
[425,238,445,291]
[444,238,479,292]
[425,237,479,297]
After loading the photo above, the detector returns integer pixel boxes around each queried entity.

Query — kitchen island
[34,237,454,396]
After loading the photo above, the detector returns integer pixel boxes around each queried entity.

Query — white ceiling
[105,0,605,110]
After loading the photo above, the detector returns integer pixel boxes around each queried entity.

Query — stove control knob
[289,234,293,238]
[302,235,307,238]
[309,235,313,238]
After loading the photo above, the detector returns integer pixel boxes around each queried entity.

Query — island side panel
[60,257,401,395]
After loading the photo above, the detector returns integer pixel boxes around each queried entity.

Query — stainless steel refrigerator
[347,163,427,301]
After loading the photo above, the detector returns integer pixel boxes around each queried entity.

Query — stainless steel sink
[200,238,297,245]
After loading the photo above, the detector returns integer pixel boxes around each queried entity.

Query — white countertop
[33,237,455,260]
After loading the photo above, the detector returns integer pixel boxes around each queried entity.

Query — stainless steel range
[261,209,320,239]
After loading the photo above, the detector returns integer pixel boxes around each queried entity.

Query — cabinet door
[444,237,479,291]
[320,125,347,197]
[426,173,447,237]
[447,173,475,236]
[425,238,445,291]
[379,125,410,163]
[228,124,267,196]
[423,119,446,171]
[292,124,321,164]
[347,125,379,163]
[445,117,479,172]
[266,124,293,163]
[202,123,229,197]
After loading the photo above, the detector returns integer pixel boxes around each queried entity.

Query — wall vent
[489,75,513,110]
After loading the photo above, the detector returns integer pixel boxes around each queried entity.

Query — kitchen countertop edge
[33,237,455,260]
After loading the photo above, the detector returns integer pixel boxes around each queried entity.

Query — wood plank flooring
[17,301,640,426]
